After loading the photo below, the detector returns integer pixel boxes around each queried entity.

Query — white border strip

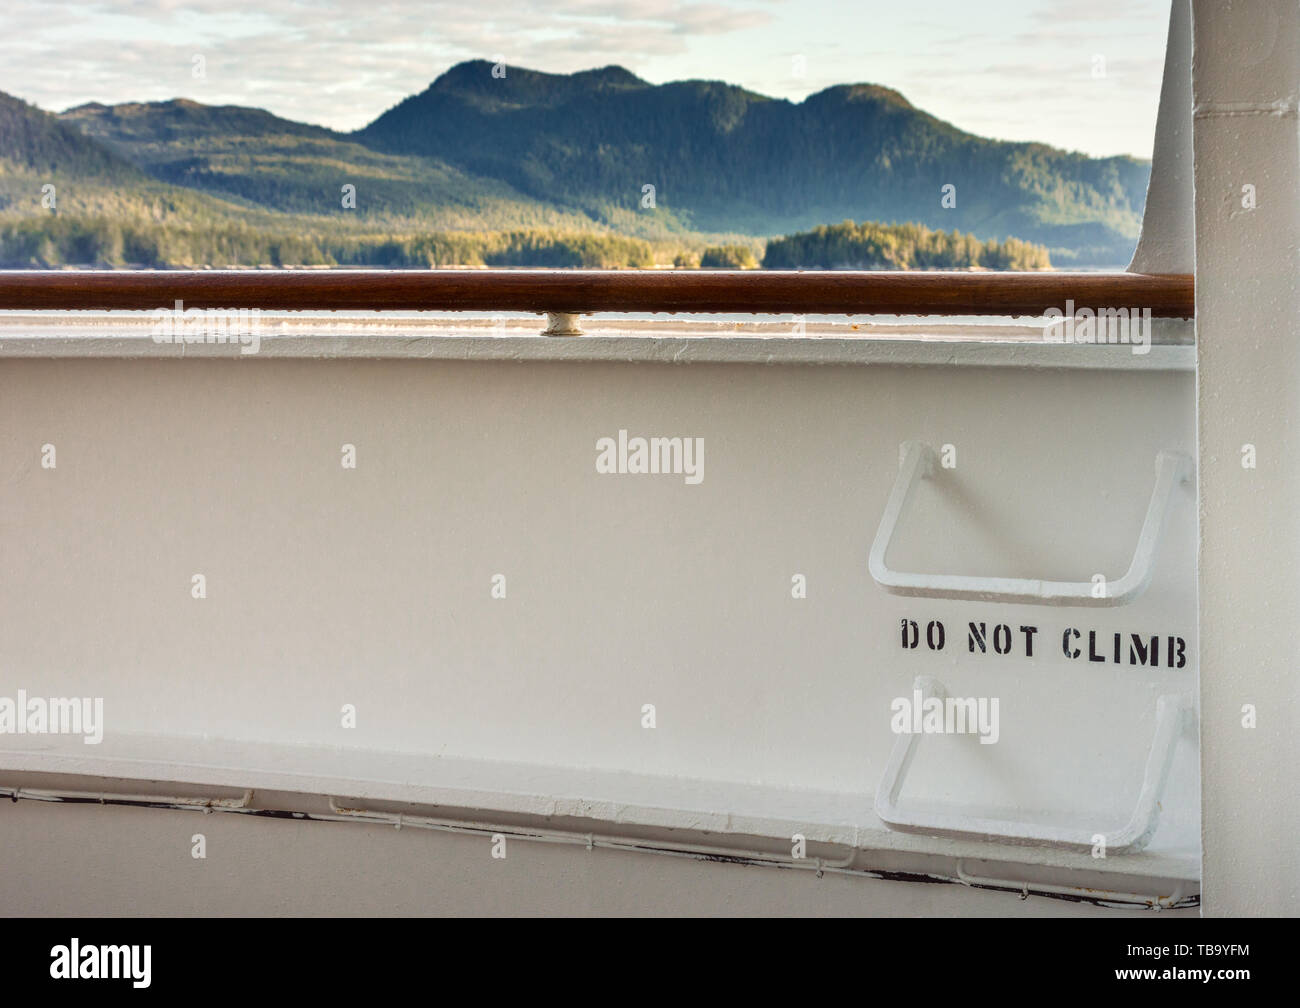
[0,333,1196,370]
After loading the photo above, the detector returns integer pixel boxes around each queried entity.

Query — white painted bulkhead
[0,319,1200,914]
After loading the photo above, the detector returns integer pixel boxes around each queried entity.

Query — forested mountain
[59,97,595,230]
[1,90,143,181]
[0,90,293,264]
[2,88,648,266]
[358,61,1148,264]
[0,62,1149,267]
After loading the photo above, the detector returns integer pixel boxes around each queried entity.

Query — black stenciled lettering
[926,620,945,651]
[992,623,1012,654]
[1130,634,1159,667]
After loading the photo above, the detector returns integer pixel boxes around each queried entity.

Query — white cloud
[0,1,774,129]
[0,0,1165,156]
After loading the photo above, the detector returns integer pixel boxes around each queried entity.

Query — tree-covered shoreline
[763,220,1050,270]
[0,216,1049,270]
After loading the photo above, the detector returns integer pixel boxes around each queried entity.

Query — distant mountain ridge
[57,94,582,227]
[0,91,145,181]
[1,61,1152,265]
[356,61,1149,263]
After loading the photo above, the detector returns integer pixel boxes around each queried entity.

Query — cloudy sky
[0,0,1168,158]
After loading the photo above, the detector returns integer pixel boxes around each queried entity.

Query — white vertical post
[1129,1,1194,275]
[1192,0,1300,916]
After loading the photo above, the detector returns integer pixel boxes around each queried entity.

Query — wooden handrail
[0,270,1195,317]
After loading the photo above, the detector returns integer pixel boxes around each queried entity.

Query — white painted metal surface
[1129,1,1195,276]
[876,676,1191,853]
[1192,0,1300,916]
[870,441,1193,606]
[0,316,1200,913]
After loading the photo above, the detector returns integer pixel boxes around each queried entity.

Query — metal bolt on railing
[542,311,583,336]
